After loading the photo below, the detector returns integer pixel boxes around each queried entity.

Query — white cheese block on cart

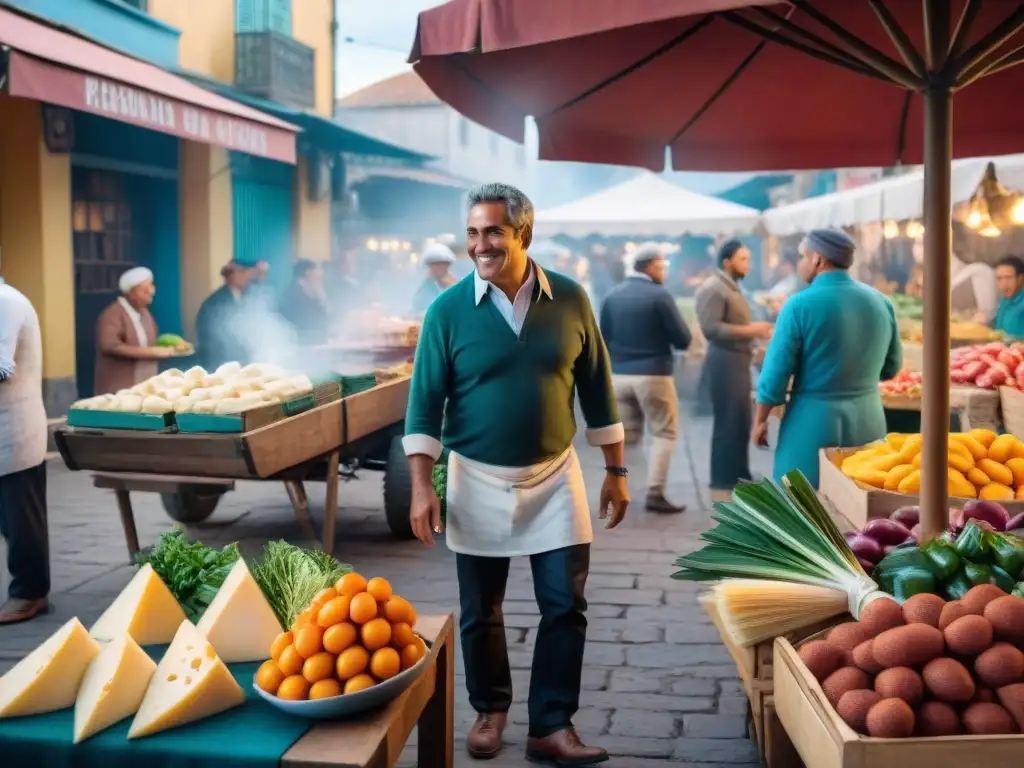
[0,617,101,718]
[74,633,156,743]
[128,620,244,739]
[196,559,282,663]
[89,563,187,645]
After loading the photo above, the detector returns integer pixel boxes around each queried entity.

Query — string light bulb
[905,220,925,239]
[883,220,900,239]
[965,209,983,229]
[1012,197,1024,225]
[980,223,1003,238]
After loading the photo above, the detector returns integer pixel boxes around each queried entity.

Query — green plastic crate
[340,374,378,398]
[65,410,174,431]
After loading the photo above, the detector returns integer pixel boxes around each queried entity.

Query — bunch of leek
[674,471,886,646]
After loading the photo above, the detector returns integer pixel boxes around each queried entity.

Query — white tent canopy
[533,172,762,238]
[763,154,1024,237]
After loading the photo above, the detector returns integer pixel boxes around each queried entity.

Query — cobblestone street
[0,414,773,767]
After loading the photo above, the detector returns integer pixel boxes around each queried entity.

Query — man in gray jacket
[695,240,773,493]
[0,277,49,624]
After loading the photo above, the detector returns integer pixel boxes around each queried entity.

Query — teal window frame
[236,0,292,36]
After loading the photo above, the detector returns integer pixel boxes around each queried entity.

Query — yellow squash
[897,469,922,494]
[949,433,988,461]
[978,458,1014,488]
[967,467,992,488]
[1007,457,1024,488]
[988,434,1019,464]
[970,428,998,449]
[980,483,1015,502]
[948,468,978,499]
[883,464,916,491]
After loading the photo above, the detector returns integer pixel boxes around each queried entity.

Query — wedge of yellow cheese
[0,617,101,718]
[74,632,156,743]
[196,559,281,662]
[128,620,244,739]
[90,563,186,644]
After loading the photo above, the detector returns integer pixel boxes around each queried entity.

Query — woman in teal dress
[752,228,902,487]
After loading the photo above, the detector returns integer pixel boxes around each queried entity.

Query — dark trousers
[706,346,753,489]
[0,462,50,600]
[456,543,590,738]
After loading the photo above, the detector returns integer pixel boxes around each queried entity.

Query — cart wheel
[383,436,414,540]
[160,489,222,524]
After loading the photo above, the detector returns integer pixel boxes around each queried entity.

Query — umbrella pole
[919,82,953,543]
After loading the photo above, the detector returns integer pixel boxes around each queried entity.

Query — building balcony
[234,30,315,111]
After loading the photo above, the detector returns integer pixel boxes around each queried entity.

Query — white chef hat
[422,243,456,265]
[119,266,154,295]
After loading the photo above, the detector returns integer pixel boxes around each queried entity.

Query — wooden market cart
[54,377,414,556]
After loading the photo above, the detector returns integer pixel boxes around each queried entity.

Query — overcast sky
[333,0,759,196]
[335,0,441,96]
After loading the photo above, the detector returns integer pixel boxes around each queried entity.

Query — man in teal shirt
[994,255,1024,338]
[752,228,902,487]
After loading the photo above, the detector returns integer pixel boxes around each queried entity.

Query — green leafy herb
[433,454,448,524]
[135,528,240,623]
[250,540,351,629]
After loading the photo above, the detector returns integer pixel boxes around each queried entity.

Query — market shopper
[600,242,692,513]
[993,254,1024,338]
[195,260,257,371]
[404,183,627,766]
[94,267,173,395]
[695,240,773,492]
[752,228,902,487]
[279,259,330,346]
[0,278,50,624]
[411,242,458,315]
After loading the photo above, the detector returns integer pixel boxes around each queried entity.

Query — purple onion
[862,518,913,546]
[1006,512,1024,532]
[889,506,920,530]
[847,533,884,563]
[961,499,1011,531]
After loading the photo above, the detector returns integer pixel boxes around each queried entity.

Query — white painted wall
[337,104,532,188]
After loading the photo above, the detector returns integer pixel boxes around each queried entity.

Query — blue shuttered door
[231,153,294,288]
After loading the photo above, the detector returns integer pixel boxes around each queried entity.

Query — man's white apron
[445,446,593,557]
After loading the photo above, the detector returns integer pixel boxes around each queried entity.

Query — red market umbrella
[410,0,1024,540]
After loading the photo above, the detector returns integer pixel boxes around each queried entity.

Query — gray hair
[631,242,665,270]
[467,182,534,236]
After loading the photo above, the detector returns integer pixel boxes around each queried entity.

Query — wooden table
[282,613,455,768]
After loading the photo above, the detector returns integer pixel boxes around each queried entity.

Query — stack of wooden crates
[703,597,840,767]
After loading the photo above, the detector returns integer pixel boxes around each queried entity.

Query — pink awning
[1,7,299,164]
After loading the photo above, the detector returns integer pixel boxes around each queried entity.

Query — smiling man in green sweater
[404,183,629,766]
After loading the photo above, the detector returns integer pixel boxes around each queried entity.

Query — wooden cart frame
[55,379,413,555]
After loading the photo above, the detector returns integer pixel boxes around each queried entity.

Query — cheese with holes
[89,563,186,644]
[0,617,101,718]
[128,620,243,739]
[196,559,281,662]
[74,633,156,743]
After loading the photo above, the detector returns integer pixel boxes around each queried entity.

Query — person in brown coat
[94,267,172,395]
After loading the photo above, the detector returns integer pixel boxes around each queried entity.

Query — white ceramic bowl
[252,645,430,720]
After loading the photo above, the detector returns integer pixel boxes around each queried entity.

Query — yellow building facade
[0,0,335,412]
[149,0,337,325]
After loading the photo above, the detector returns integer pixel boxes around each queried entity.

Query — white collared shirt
[473,262,553,336]
[118,297,148,347]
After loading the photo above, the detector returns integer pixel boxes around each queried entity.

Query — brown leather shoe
[0,598,49,625]
[466,712,507,759]
[526,727,609,766]
[645,491,686,514]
